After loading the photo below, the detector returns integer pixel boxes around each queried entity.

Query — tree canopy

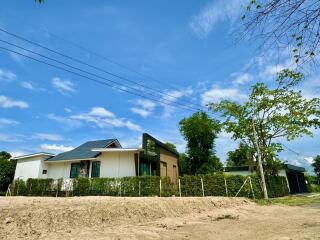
[179,112,222,174]
[312,155,320,182]
[0,151,16,193]
[226,142,252,167]
[240,0,320,65]
[210,69,320,175]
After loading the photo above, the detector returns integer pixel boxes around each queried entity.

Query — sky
[0,0,319,172]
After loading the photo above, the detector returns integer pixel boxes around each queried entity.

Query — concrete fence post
[138,181,141,197]
[159,179,162,197]
[224,177,228,197]
[201,178,204,197]
[178,178,181,197]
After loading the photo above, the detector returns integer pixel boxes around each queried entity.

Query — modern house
[224,164,308,194]
[13,133,179,182]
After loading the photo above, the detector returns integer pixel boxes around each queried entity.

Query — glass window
[70,163,80,178]
[141,161,150,176]
[91,161,101,178]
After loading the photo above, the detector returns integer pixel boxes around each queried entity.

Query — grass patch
[256,194,320,206]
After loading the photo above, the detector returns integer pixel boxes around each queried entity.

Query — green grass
[256,194,320,206]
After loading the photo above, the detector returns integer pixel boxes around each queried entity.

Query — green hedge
[11,174,289,199]
[73,176,175,197]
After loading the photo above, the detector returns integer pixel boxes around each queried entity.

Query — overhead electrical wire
[0,27,205,111]
[0,38,202,112]
[0,45,199,112]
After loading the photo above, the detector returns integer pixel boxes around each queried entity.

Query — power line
[0,38,202,112]
[0,46,199,112]
[45,30,188,94]
[0,27,204,110]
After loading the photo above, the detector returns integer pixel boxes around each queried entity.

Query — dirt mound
[0,196,251,239]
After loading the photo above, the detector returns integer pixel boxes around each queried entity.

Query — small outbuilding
[224,164,308,194]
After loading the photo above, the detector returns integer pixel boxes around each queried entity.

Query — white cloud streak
[189,0,245,38]
[40,144,73,152]
[32,133,64,141]
[0,68,16,81]
[0,95,29,109]
[201,86,247,106]
[52,77,75,95]
[71,107,142,132]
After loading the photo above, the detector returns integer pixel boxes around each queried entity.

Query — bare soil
[0,196,319,240]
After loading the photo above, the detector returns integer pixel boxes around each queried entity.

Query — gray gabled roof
[46,139,120,161]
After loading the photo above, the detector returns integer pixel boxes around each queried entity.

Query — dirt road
[0,196,319,239]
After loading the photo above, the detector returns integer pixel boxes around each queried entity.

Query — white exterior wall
[47,161,72,179]
[98,152,136,178]
[14,156,48,181]
[225,171,250,176]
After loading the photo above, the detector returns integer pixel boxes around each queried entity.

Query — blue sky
[0,0,319,171]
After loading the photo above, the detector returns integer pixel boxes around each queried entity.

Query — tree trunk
[252,121,269,199]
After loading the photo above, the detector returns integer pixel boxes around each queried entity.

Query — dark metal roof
[224,164,305,173]
[284,164,306,172]
[46,139,119,161]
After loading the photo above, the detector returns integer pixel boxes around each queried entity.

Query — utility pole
[252,119,268,199]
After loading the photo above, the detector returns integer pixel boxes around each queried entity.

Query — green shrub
[10,174,289,199]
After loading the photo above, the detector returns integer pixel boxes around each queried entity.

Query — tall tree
[210,69,320,176]
[240,0,320,65]
[0,151,16,193]
[312,155,320,183]
[226,142,252,167]
[179,112,222,174]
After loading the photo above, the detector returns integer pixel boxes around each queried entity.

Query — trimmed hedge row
[10,174,289,199]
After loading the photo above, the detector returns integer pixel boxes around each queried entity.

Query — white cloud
[130,99,156,118]
[9,150,30,158]
[32,133,64,141]
[52,77,75,95]
[0,134,18,142]
[47,114,82,129]
[189,0,245,38]
[40,144,73,152]
[232,73,253,85]
[0,68,16,81]
[0,95,29,109]
[72,107,142,132]
[89,107,115,118]
[130,108,151,118]
[161,88,194,118]
[0,118,19,127]
[20,81,34,90]
[304,157,314,164]
[201,86,247,105]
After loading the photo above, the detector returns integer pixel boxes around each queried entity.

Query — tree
[240,0,320,65]
[164,142,178,153]
[211,69,320,177]
[0,151,16,193]
[179,112,222,174]
[179,153,192,176]
[226,142,252,167]
[312,155,320,183]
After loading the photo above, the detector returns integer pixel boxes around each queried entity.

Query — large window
[91,161,101,178]
[70,163,80,178]
[141,161,150,176]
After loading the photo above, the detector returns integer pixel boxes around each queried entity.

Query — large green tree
[0,151,16,193]
[179,112,222,174]
[211,69,320,176]
[226,142,252,167]
[312,155,320,183]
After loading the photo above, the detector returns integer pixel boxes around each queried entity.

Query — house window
[70,163,80,178]
[42,170,47,174]
[141,161,151,176]
[91,161,101,178]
